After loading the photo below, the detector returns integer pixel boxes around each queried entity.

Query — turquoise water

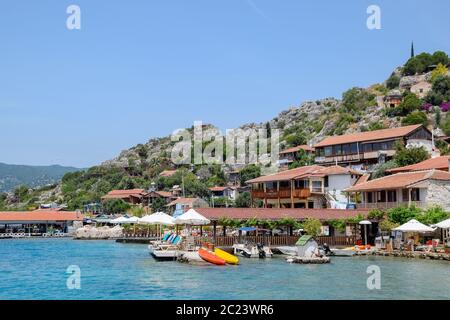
[0,238,449,300]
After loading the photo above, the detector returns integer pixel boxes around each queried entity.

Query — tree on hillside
[386,74,400,89]
[235,191,252,208]
[402,51,449,76]
[103,199,131,214]
[151,197,167,213]
[288,150,315,169]
[431,63,449,83]
[441,112,450,136]
[398,92,422,115]
[239,165,261,186]
[393,143,430,167]
[401,111,428,126]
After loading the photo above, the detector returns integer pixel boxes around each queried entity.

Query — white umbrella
[435,219,450,229]
[174,209,210,226]
[127,216,140,224]
[359,220,372,246]
[111,216,130,224]
[393,219,435,233]
[139,212,175,226]
[139,212,175,238]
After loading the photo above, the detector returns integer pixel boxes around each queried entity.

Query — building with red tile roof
[345,170,450,210]
[101,189,148,204]
[387,156,450,174]
[246,165,361,209]
[0,210,84,235]
[313,125,432,169]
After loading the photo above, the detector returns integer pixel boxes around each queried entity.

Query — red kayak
[198,248,226,266]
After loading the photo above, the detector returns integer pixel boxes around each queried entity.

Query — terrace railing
[195,235,357,247]
[356,201,426,210]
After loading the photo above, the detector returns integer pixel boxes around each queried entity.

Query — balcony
[252,188,312,199]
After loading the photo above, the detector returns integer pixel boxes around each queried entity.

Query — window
[333,145,342,155]
[295,180,309,189]
[279,181,290,189]
[316,148,324,157]
[411,189,420,201]
[350,143,358,154]
[266,182,276,190]
[363,144,372,152]
[343,144,351,154]
[312,181,323,192]
[324,147,333,157]
[387,190,397,202]
[402,189,421,202]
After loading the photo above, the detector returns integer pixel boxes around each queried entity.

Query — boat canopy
[239,227,257,232]
[296,235,314,246]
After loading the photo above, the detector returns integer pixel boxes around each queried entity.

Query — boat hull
[198,248,226,266]
[214,248,239,265]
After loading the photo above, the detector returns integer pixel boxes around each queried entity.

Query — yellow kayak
[214,248,239,265]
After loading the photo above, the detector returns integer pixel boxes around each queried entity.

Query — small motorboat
[277,246,298,256]
[330,248,356,257]
[214,248,239,265]
[198,248,226,266]
[233,243,273,259]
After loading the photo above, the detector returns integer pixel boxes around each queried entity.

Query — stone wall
[425,180,450,210]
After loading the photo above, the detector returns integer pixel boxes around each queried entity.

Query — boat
[214,248,239,265]
[277,246,298,256]
[198,248,226,266]
[233,243,273,259]
[148,244,178,261]
[330,248,356,257]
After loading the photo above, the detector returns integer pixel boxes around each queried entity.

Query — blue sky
[1,0,449,167]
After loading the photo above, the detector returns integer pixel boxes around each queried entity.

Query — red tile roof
[246,165,360,183]
[345,170,450,192]
[195,208,367,221]
[387,156,450,173]
[102,189,146,200]
[0,211,84,222]
[314,125,423,148]
[247,165,324,183]
[279,145,315,154]
[311,165,363,177]
[152,191,173,198]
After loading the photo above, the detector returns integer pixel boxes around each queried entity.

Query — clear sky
[1,0,449,167]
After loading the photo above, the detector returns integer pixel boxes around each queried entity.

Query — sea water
[0,238,449,300]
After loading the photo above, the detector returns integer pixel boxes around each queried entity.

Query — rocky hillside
[2,50,450,211]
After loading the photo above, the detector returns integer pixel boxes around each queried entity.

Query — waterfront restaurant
[0,210,84,236]
[195,207,369,247]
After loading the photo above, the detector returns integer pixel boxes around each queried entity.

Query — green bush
[394,142,430,167]
[386,74,400,89]
[401,111,429,126]
[388,206,422,225]
[302,218,322,236]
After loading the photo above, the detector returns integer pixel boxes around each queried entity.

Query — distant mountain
[0,163,81,193]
